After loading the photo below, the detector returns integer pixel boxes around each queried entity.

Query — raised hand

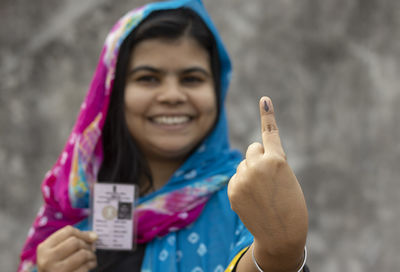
[37,225,98,272]
[228,97,308,271]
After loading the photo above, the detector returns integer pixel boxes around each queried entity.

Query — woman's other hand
[37,225,98,272]
[228,97,308,271]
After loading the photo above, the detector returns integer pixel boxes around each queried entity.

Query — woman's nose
[156,78,187,104]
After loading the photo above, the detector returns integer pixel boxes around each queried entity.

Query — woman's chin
[146,144,195,161]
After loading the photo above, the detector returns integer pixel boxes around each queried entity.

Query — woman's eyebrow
[128,66,211,77]
[181,67,211,77]
[128,65,161,75]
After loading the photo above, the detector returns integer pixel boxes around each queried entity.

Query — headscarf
[18,1,241,271]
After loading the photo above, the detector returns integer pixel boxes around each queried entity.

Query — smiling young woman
[19,1,309,272]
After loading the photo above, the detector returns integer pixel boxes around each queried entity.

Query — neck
[145,156,185,192]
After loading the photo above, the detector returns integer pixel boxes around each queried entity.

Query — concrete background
[2,0,400,271]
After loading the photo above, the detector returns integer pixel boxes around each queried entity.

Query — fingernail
[263,99,270,112]
[89,232,98,240]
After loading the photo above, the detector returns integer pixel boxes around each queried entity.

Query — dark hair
[97,8,221,195]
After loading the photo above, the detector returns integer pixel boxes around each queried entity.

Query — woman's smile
[150,115,192,127]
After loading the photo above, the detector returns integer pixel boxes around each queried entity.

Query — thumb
[259,96,284,155]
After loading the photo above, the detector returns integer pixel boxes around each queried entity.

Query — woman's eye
[181,76,204,84]
[136,75,159,83]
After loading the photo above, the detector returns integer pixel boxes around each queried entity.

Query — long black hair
[97,8,221,194]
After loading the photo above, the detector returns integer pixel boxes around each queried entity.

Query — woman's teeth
[152,116,190,125]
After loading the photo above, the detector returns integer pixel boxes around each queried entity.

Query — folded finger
[73,260,97,272]
[53,235,93,260]
[45,225,97,248]
[60,248,96,271]
[245,142,264,165]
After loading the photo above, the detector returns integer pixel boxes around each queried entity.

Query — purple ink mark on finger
[263,100,269,112]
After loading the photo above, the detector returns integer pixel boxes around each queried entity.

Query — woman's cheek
[195,87,217,112]
[124,86,147,113]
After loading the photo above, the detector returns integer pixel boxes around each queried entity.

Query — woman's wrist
[251,242,307,272]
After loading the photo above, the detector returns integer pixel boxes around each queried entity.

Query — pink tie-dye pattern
[19,46,110,271]
[19,17,131,270]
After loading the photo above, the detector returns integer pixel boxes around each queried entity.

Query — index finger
[44,225,97,248]
[259,97,284,154]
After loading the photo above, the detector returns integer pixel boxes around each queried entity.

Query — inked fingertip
[263,100,270,112]
[261,97,274,113]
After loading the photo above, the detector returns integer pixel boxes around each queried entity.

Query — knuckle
[227,183,238,201]
[228,174,236,186]
[77,249,94,262]
[227,176,236,193]
[86,260,97,270]
[37,257,49,270]
[64,225,74,235]
[247,164,263,176]
[70,236,82,250]
[74,249,85,264]
[246,143,263,157]
[265,153,287,168]
[236,160,246,172]
[262,129,279,141]
[85,249,95,262]
[263,124,279,133]
[248,142,262,150]
[227,184,234,199]
[64,225,73,231]
[37,245,50,268]
[227,179,248,211]
[227,190,239,210]
[37,241,45,253]
[86,250,93,260]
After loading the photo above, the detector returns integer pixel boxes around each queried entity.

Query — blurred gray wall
[2,0,400,271]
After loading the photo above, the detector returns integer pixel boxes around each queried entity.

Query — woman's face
[124,37,217,162]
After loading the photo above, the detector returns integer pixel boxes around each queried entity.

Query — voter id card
[91,183,137,250]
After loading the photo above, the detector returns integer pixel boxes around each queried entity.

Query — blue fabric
[141,188,253,272]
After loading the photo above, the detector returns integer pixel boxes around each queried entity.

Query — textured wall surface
[2,0,400,271]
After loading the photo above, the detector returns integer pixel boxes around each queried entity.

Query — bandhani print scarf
[18,0,240,271]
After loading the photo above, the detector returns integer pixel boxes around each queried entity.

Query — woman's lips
[148,115,194,131]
